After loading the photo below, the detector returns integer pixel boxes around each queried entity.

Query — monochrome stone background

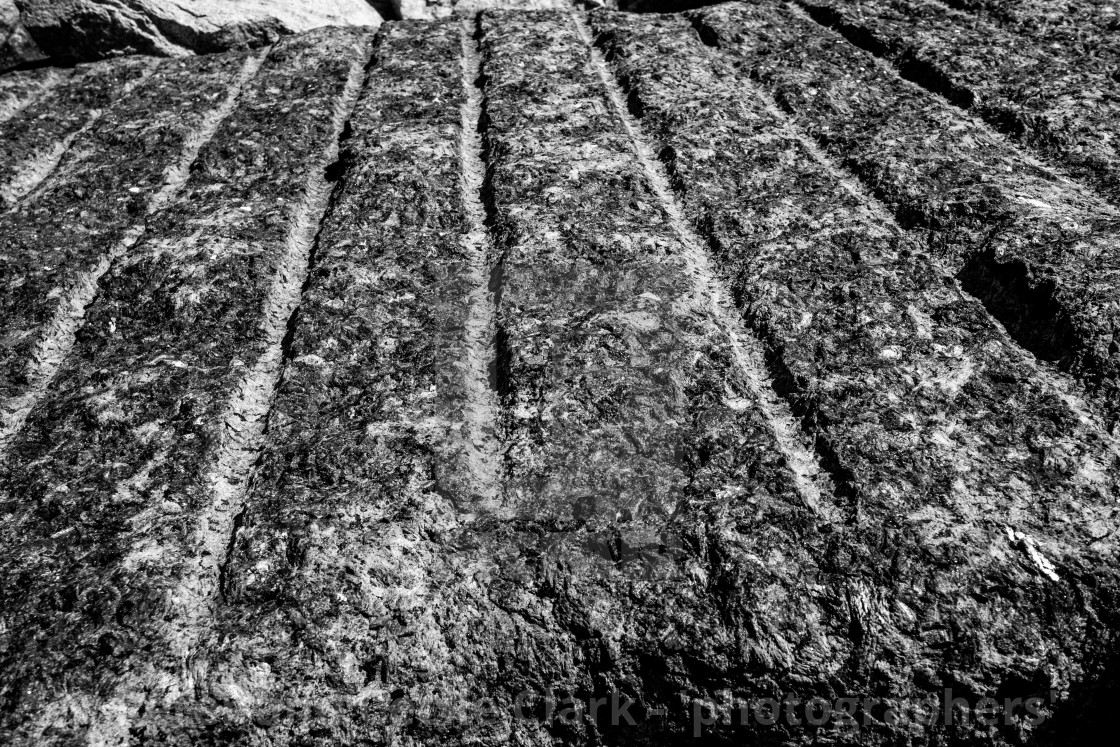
[1,0,1118,744]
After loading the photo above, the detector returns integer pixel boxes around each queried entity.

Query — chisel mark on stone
[747,58,1120,472]
[160,41,368,666]
[687,7,1120,448]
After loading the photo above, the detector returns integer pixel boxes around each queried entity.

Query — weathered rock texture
[1,2,1119,746]
[12,0,382,62]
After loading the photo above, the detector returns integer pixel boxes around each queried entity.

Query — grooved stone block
[0,50,250,406]
[1,5,1120,746]
[593,8,1120,742]
[693,0,1120,427]
[479,7,829,737]
[800,0,1120,207]
[0,55,153,206]
[131,19,516,743]
[0,27,372,742]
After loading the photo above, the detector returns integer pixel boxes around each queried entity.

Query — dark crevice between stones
[1030,591,1120,746]
[615,0,725,12]
[217,503,249,601]
[956,248,1074,368]
[688,10,720,48]
[892,47,975,109]
[367,1,403,22]
[486,251,510,399]
[1,54,65,72]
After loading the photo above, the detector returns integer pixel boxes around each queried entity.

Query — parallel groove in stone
[692,1,1120,428]
[0,50,266,455]
[0,57,156,206]
[592,9,1120,740]
[88,39,374,747]
[129,19,560,745]
[571,8,830,514]
[798,0,1120,207]
[456,16,505,512]
[478,7,831,729]
[0,29,374,744]
[1,5,1119,745]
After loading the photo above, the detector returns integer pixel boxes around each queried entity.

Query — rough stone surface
[0,55,153,208]
[0,26,373,744]
[0,51,246,414]
[14,0,382,61]
[942,0,1120,50]
[2,3,1120,746]
[0,64,61,123]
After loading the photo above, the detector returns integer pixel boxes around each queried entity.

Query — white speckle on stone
[1006,527,1061,582]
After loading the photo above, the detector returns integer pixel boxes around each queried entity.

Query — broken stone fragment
[12,0,383,62]
[0,0,45,71]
